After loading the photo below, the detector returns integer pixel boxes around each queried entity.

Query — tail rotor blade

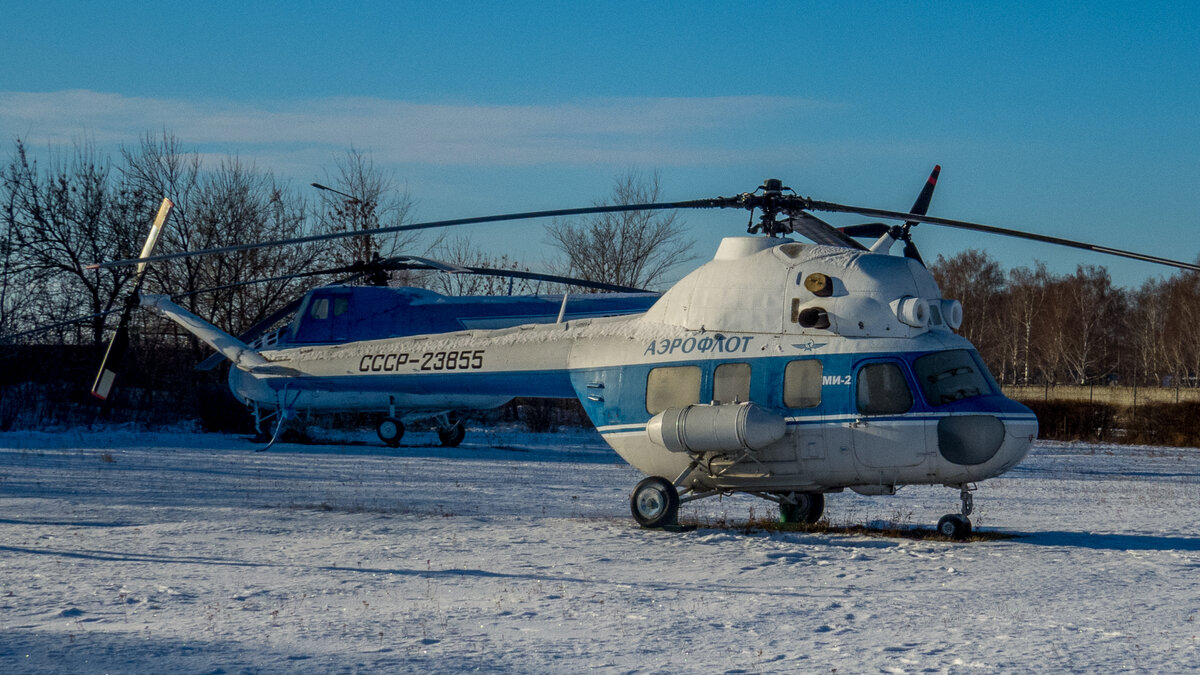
[908,165,940,219]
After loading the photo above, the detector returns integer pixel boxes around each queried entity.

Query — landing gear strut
[937,484,974,540]
[437,420,466,447]
[435,414,465,447]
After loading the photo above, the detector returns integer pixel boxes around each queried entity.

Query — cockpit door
[849,359,927,468]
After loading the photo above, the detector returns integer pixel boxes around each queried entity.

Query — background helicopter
[198,271,658,447]
[86,169,1200,537]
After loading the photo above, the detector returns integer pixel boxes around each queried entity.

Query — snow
[1,428,1198,673]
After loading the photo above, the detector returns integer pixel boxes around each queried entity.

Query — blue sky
[3,1,1198,288]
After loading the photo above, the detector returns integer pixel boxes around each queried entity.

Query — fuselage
[229,237,1037,493]
[229,286,657,417]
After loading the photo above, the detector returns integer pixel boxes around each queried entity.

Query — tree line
[2,132,692,352]
[930,249,1200,388]
[0,133,439,353]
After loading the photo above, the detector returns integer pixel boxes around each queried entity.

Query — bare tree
[120,132,328,348]
[1003,263,1051,384]
[930,249,1007,374]
[425,234,543,296]
[545,169,694,291]
[2,138,141,344]
[1054,265,1124,385]
[313,148,421,274]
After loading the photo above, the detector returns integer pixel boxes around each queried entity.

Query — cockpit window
[310,298,329,320]
[914,349,994,406]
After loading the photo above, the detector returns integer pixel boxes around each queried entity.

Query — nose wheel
[937,485,974,540]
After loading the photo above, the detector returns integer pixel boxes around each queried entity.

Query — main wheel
[437,422,466,447]
[377,417,404,447]
[779,492,825,524]
[937,514,972,540]
[630,477,680,528]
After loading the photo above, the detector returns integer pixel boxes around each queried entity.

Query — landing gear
[630,476,680,529]
[377,417,404,447]
[437,420,466,447]
[937,514,972,539]
[779,492,825,524]
[937,484,975,540]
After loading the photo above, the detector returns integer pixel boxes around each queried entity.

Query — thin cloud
[0,91,838,168]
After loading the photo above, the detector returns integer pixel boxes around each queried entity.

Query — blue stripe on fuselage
[260,368,575,398]
[571,348,1033,430]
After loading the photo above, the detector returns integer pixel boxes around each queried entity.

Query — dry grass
[1003,384,1200,405]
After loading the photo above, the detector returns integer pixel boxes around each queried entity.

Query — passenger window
[856,362,913,415]
[783,359,822,408]
[333,298,350,317]
[646,366,701,414]
[310,298,329,320]
[713,363,751,403]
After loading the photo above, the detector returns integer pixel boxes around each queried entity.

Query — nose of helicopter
[935,397,1038,481]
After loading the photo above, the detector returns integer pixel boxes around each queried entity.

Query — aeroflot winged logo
[792,339,828,352]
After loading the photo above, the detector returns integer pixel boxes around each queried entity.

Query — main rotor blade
[381,260,654,293]
[781,212,867,250]
[91,198,175,400]
[908,165,940,220]
[0,307,123,343]
[838,223,891,238]
[807,201,1200,273]
[455,265,654,293]
[88,198,731,270]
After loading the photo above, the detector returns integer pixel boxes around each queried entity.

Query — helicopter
[204,281,658,447]
[85,169,1200,537]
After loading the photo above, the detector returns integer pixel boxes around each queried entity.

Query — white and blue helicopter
[86,171,1200,537]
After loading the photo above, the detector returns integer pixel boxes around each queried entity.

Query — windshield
[913,349,995,406]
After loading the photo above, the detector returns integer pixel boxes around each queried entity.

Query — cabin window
[646,366,701,414]
[914,349,993,406]
[333,297,350,317]
[310,298,329,320]
[713,363,751,404]
[783,359,822,408]
[856,362,914,415]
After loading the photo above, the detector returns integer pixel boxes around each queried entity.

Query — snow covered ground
[1,426,1198,673]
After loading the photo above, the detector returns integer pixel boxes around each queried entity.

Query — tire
[377,417,404,447]
[437,423,466,447]
[937,514,971,540]
[630,476,680,528]
[280,426,308,444]
[779,492,825,524]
